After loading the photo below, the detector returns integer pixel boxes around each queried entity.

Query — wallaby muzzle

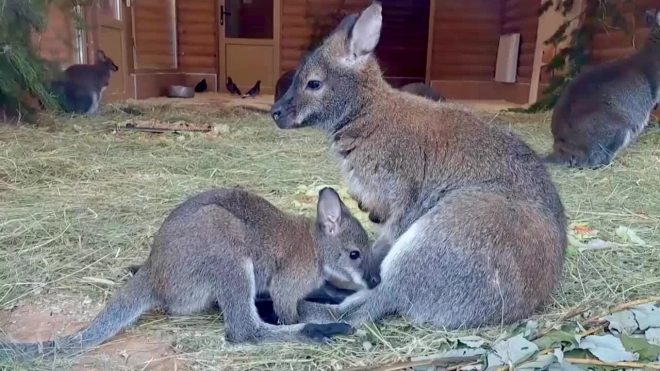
[271,85,307,129]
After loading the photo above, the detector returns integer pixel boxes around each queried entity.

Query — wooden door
[94,0,133,101]
[219,0,280,95]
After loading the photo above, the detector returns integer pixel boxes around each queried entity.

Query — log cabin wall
[279,0,370,76]
[33,5,80,67]
[175,0,219,92]
[376,0,430,87]
[502,0,539,85]
[279,0,429,87]
[428,0,539,104]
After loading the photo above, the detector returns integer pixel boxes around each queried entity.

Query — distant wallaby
[0,187,377,358]
[399,82,445,102]
[51,50,119,114]
[271,2,567,330]
[544,9,660,169]
[275,70,296,102]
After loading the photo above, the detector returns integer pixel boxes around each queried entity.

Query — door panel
[219,0,277,95]
[96,0,132,101]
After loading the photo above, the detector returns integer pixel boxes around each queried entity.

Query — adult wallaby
[544,8,660,169]
[399,82,446,102]
[275,70,296,102]
[270,2,567,330]
[51,50,119,114]
[0,187,377,359]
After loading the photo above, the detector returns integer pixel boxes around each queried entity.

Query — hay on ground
[0,101,659,370]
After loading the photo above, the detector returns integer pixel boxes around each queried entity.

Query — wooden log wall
[502,0,539,83]
[33,5,78,66]
[176,0,217,73]
[132,0,177,70]
[280,0,370,75]
[430,0,503,81]
[376,0,430,87]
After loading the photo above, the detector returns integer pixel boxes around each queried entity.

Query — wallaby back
[53,49,119,114]
[1,187,369,360]
[546,8,660,169]
[272,2,567,330]
[399,82,445,102]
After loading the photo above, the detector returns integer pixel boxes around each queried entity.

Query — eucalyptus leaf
[621,333,660,362]
[486,333,539,370]
[646,328,660,346]
[534,330,580,349]
[579,334,639,363]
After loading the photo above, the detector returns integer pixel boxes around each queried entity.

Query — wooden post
[425,0,436,85]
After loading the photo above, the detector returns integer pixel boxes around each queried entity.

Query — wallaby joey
[51,50,118,114]
[399,82,445,102]
[545,9,660,169]
[271,2,567,330]
[0,187,377,359]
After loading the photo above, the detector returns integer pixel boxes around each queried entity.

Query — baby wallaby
[398,82,445,102]
[51,50,118,114]
[1,187,376,359]
[545,8,660,169]
[271,2,567,331]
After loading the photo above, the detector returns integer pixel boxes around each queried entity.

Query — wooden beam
[425,0,436,84]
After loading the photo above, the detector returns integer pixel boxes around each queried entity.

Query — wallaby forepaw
[301,323,355,343]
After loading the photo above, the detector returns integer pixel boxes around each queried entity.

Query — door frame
[82,0,134,101]
[217,0,281,95]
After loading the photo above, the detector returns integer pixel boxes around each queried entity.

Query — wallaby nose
[271,107,281,122]
[367,274,381,289]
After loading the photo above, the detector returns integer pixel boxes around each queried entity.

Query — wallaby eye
[349,251,360,260]
[306,80,323,90]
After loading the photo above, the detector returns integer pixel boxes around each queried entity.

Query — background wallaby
[271,2,567,330]
[544,8,660,169]
[1,187,377,359]
[398,82,445,102]
[275,70,296,102]
[51,50,118,114]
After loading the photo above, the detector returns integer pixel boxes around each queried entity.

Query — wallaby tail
[0,268,158,360]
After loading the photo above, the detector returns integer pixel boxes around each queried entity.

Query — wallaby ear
[97,50,107,62]
[347,2,383,60]
[317,187,343,235]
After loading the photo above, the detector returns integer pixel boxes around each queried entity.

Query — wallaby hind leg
[217,260,354,344]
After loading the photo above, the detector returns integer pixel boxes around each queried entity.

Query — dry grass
[0,101,660,370]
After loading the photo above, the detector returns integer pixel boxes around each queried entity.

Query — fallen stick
[582,296,660,325]
[565,357,660,370]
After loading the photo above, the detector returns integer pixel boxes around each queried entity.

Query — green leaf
[621,334,660,362]
[579,334,638,363]
[615,226,646,246]
[534,330,580,349]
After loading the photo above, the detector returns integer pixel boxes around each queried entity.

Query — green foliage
[0,0,92,122]
[520,0,636,113]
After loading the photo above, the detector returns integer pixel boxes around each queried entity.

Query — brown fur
[271,2,567,330]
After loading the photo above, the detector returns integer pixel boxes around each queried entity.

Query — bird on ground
[194,79,207,93]
[242,80,261,99]
[226,77,242,95]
